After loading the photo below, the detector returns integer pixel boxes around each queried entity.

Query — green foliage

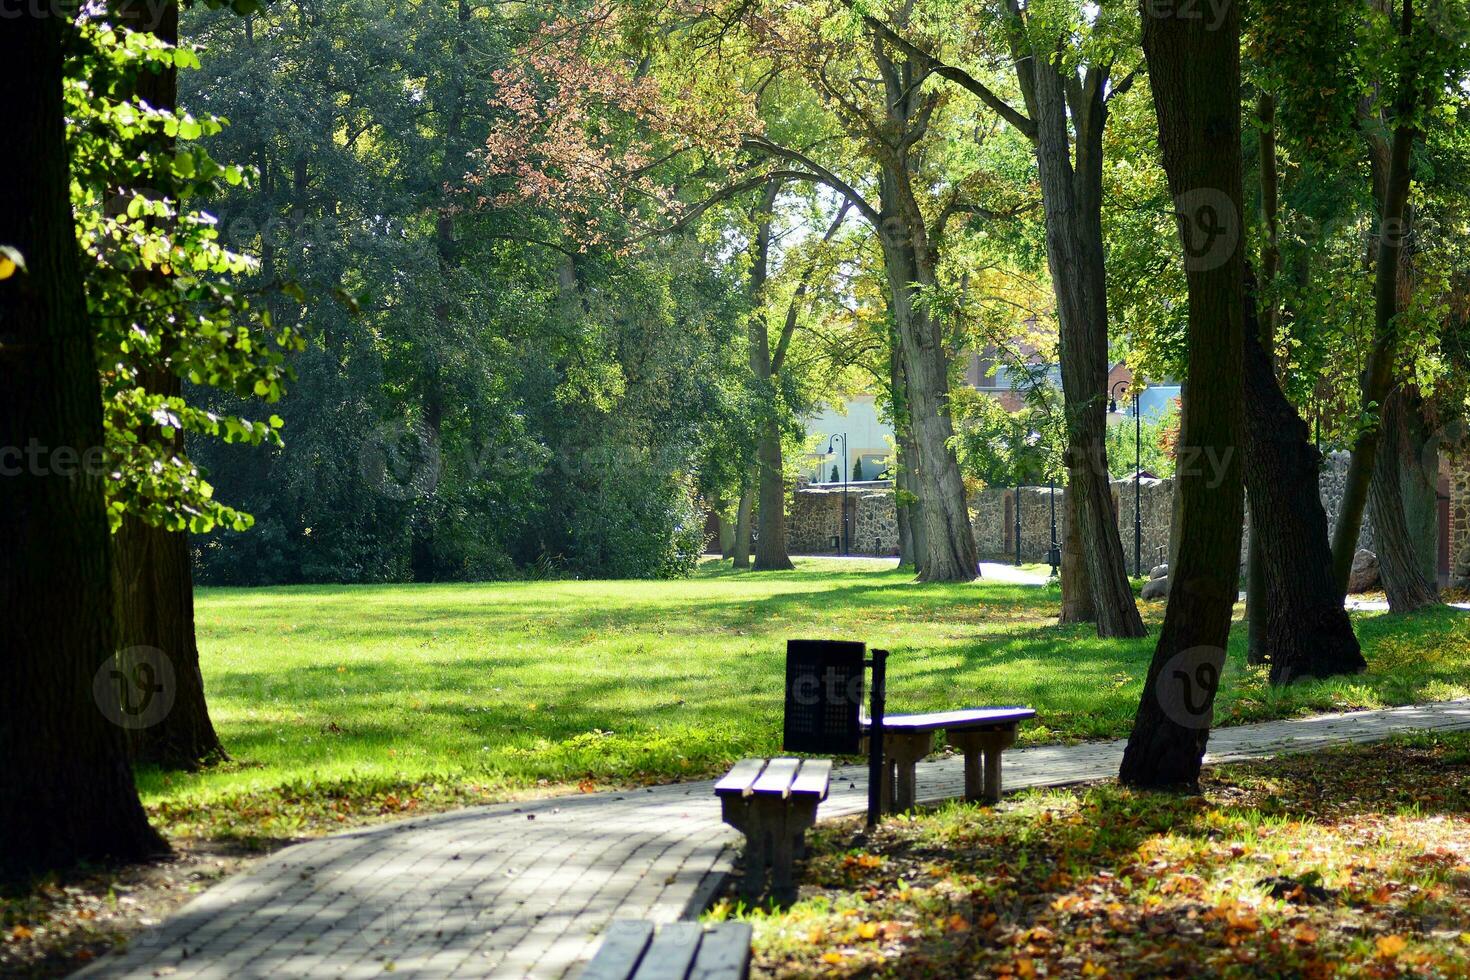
[1105,398,1180,480]
[177,0,747,583]
[66,16,301,534]
[952,384,1065,489]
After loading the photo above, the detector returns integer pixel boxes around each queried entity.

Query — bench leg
[768,823,796,905]
[948,727,1018,804]
[946,731,988,803]
[885,731,933,813]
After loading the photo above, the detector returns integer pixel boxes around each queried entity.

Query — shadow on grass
[741,732,1470,978]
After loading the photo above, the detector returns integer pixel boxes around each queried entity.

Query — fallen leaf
[1376,934,1407,958]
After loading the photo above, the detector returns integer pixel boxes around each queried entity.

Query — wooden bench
[581,920,751,980]
[714,757,831,904]
[863,707,1035,812]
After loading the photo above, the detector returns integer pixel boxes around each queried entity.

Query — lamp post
[1017,429,1041,568]
[1048,475,1060,576]
[826,433,849,555]
[1110,380,1144,577]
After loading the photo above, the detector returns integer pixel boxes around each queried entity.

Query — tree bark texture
[869,39,977,583]
[108,0,226,770]
[1246,91,1280,666]
[876,208,977,581]
[748,184,794,571]
[1119,0,1246,790]
[1369,390,1440,611]
[732,469,754,569]
[1241,299,1365,683]
[1330,0,1422,594]
[1058,485,1098,623]
[1006,9,1144,637]
[0,15,168,877]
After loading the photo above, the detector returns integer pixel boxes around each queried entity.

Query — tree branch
[858,13,1037,140]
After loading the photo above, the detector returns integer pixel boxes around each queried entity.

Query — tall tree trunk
[1241,291,1365,683]
[1119,0,1246,789]
[715,496,735,558]
[746,182,795,571]
[732,467,754,569]
[890,337,916,567]
[1330,0,1423,594]
[1246,91,1280,666]
[110,0,225,769]
[754,422,794,570]
[1009,20,1144,637]
[1398,390,1440,585]
[1,14,168,877]
[877,196,977,582]
[1370,390,1440,611]
[1058,485,1097,623]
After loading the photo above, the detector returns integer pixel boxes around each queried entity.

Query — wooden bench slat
[788,759,831,801]
[581,920,655,980]
[748,757,800,798]
[862,707,1035,732]
[713,758,767,798]
[630,921,704,980]
[690,922,753,980]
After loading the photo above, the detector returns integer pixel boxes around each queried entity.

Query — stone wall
[1319,450,1375,555]
[786,484,900,555]
[787,451,1381,567]
[851,490,900,556]
[970,479,1172,569]
[1451,450,1470,588]
[787,487,843,553]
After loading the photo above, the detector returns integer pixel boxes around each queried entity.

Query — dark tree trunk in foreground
[1330,0,1423,594]
[1241,299,1365,683]
[0,16,167,877]
[1369,390,1440,611]
[109,0,226,770]
[1119,0,1246,790]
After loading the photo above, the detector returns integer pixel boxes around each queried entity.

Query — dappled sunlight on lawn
[140,558,1470,843]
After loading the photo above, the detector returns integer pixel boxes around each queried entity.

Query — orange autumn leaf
[946,913,971,933]
[1376,934,1408,958]
[1293,924,1319,944]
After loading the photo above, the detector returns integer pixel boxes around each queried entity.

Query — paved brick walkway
[81,700,1470,980]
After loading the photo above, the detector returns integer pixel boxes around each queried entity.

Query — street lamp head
[1108,378,1130,414]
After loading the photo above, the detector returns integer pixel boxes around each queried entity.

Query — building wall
[803,394,893,483]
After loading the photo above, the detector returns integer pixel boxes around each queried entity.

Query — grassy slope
[144,558,1470,839]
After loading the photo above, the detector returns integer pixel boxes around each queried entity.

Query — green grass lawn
[146,557,1470,842]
